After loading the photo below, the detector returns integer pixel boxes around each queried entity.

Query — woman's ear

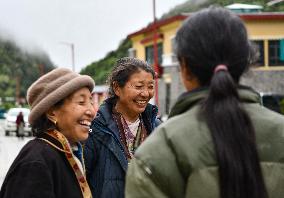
[180,58,193,81]
[180,58,192,80]
[113,81,120,97]
[46,108,57,124]
[179,58,200,91]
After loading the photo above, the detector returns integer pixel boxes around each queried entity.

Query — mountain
[162,0,284,19]
[0,37,55,108]
[80,38,131,85]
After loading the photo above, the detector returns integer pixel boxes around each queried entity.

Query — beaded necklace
[112,110,148,161]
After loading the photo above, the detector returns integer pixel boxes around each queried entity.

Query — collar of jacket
[169,85,261,118]
[91,97,159,171]
[94,98,159,136]
[39,132,65,151]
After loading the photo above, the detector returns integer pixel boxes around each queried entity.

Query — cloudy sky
[0,0,186,72]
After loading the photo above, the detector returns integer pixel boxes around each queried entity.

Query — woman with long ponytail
[126,7,284,198]
[203,65,268,198]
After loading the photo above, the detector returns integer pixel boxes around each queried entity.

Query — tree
[80,38,131,85]
[0,37,55,106]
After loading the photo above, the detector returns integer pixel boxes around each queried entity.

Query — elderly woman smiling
[84,57,161,198]
[0,68,95,198]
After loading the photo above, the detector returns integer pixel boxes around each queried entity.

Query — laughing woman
[84,57,161,198]
[0,68,95,198]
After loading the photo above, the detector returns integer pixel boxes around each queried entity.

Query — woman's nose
[86,105,96,118]
[140,89,150,97]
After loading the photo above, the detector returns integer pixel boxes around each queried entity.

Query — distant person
[0,68,95,198]
[84,57,161,198]
[125,7,284,198]
[16,111,25,139]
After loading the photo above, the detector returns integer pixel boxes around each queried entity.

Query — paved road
[0,119,4,134]
[0,119,32,186]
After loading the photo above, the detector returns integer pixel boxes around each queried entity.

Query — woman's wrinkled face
[52,87,95,144]
[114,69,154,120]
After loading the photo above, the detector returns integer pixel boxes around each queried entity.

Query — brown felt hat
[27,67,95,125]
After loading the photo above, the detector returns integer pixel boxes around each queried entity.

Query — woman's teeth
[79,120,91,126]
[136,100,147,105]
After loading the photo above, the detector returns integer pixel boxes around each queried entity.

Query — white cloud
[0,0,186,71]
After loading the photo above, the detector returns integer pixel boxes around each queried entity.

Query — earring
[48,118,57,126]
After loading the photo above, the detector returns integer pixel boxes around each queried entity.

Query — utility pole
[60,42,75,71]
[152,0,159,108]
[15,75,20,105]
[14,64,21,105]
[38,64,44,76]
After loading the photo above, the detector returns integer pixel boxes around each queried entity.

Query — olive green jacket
[125,87,284,198]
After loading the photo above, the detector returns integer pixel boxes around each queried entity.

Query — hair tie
[214,64,228,73]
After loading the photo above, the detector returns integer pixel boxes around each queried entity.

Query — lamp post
[152,0,159,108]
[60,42,75,71]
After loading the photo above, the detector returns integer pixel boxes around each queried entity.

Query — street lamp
[60,42,75,71]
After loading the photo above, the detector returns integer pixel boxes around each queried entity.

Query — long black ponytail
[175,7,268,198]
[203,67,268,198]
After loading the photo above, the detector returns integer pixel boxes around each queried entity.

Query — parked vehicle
[260,93,284,115]
[0,108,6,119]
[4,108,32,136]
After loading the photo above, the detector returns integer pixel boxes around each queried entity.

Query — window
[128,48,136,58]
[261,94,284,115]
[171,37,176,54]
[268,40,284,66]
[170,37,178,63]
[145,43,163,76]
[145,43,163,65]
[251,40,264,66]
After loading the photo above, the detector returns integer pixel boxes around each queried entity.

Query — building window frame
[251,40,264,67]
[268,39,284,66]
[145,42,163,65]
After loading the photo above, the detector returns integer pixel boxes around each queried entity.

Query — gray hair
[107,57,155,99]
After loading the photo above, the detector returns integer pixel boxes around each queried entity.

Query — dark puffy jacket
[84,98,160,198]
[126,87,284,198]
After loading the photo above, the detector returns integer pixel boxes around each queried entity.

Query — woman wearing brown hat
[0,68,95,198]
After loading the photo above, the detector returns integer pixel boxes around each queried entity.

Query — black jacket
[0,134,83,198]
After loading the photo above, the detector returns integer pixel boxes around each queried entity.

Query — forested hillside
[162,0,284,19]
[80,38,131,85]
[0,37,54,107]
[81,0,284,85]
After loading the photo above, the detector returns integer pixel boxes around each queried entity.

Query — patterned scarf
[112,110,148,161]
[39,129,92,198]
